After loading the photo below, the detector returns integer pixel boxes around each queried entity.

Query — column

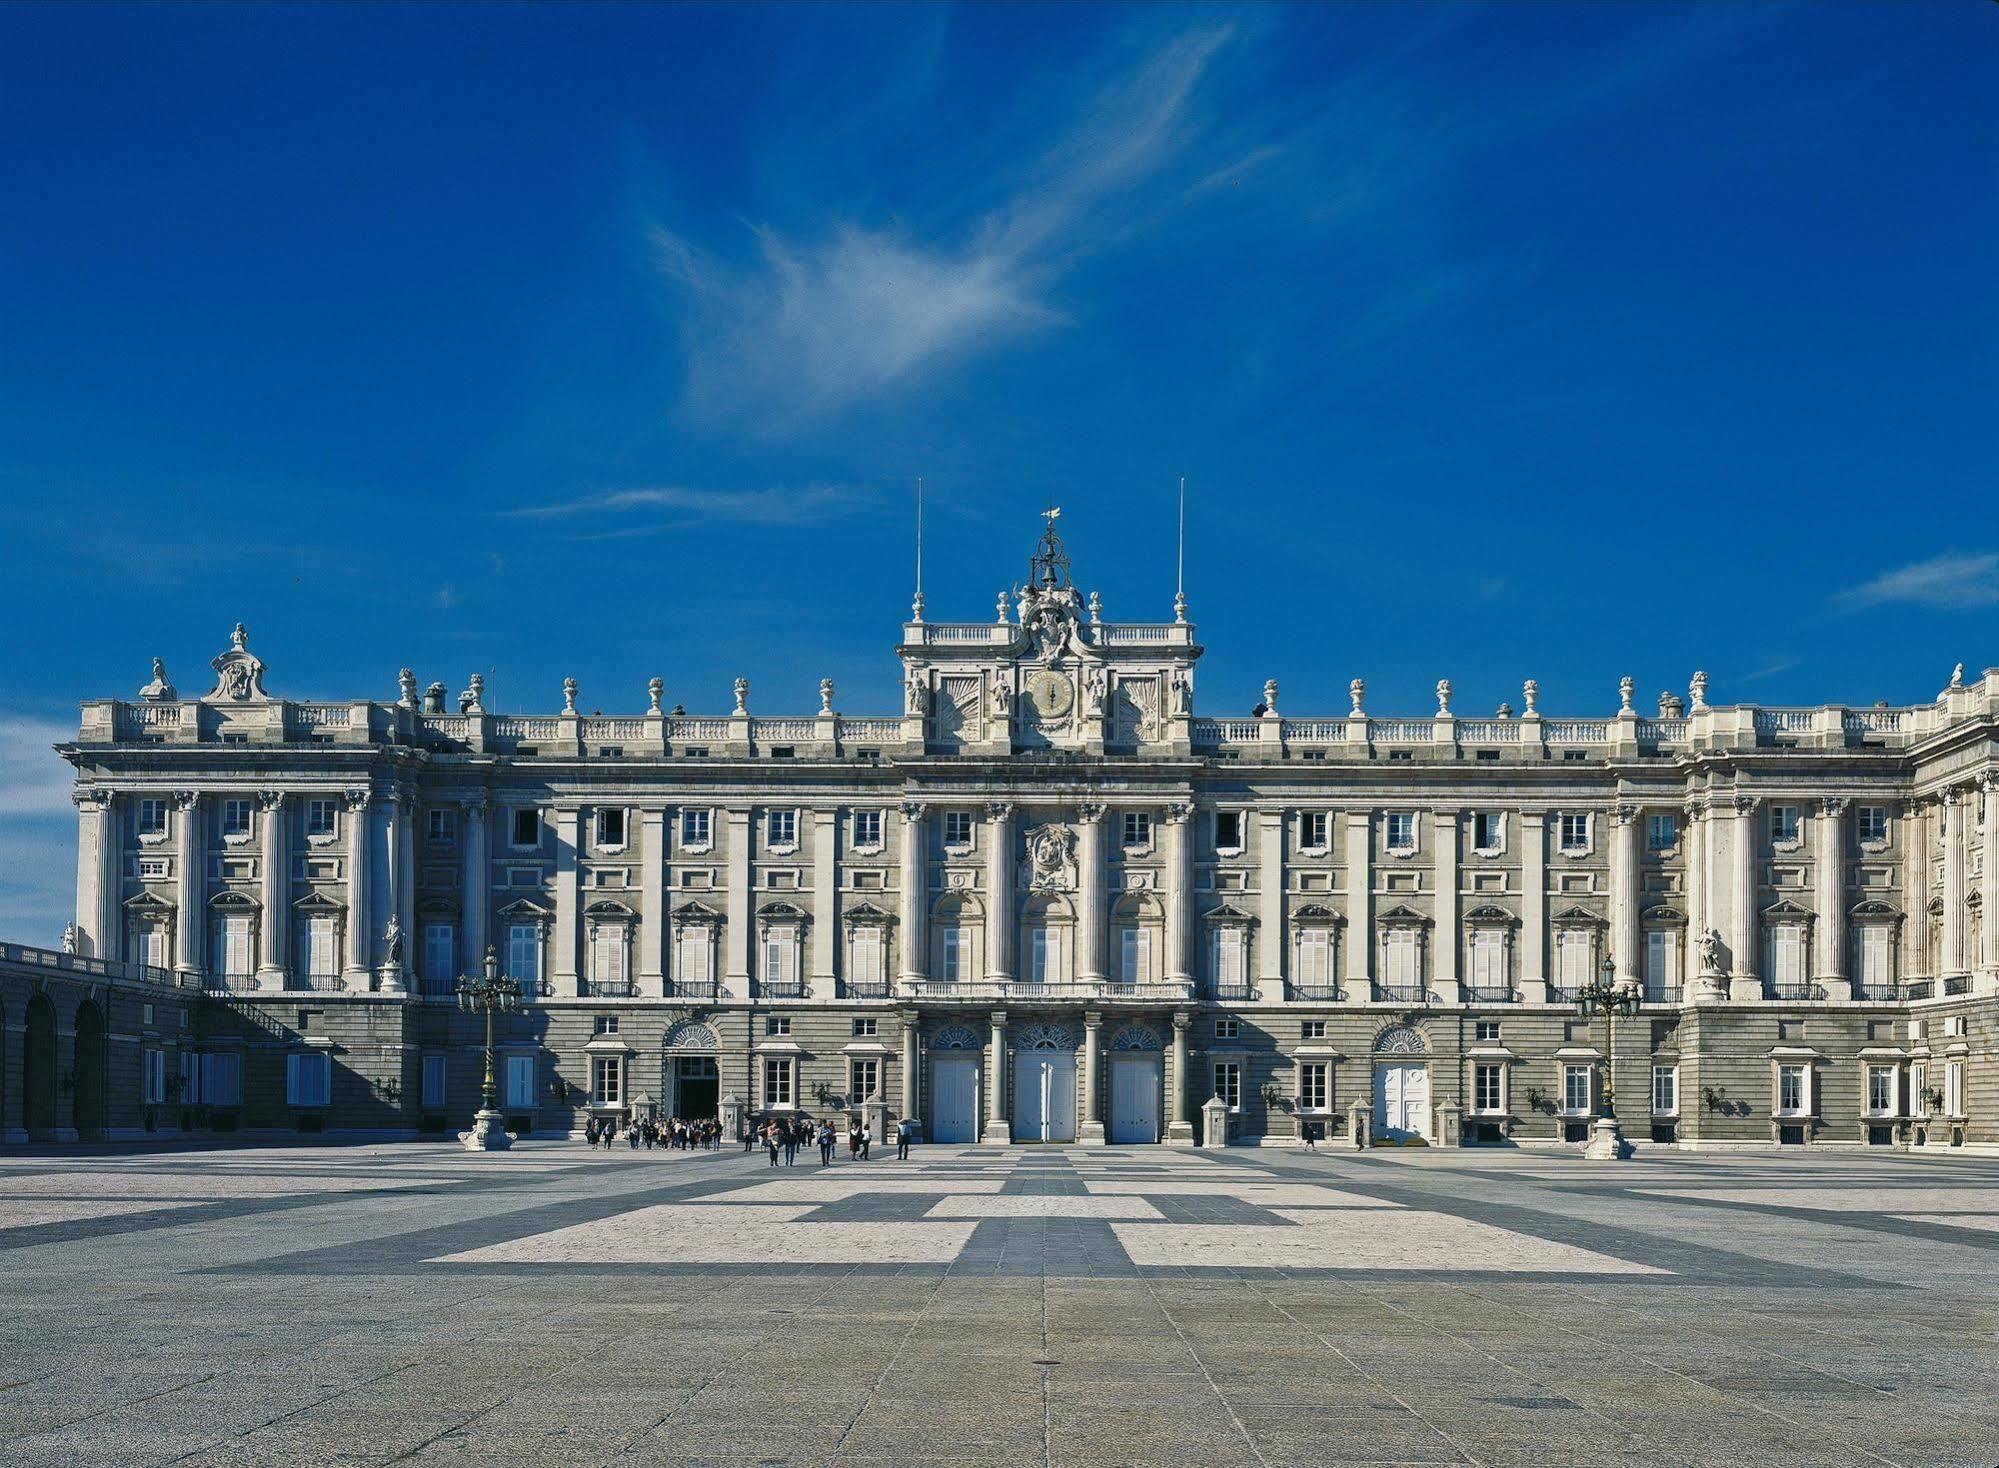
[724,807,752,997]
[463,794,491,984]
[1730,796,1760,999]
[391,791,416,987]
[1258,809,1285,1001]
[173,790,199,975]
[810,809,837,997]
[256,791,287,988]
[552,806,581,996]
[986,801,1016,981]
[1076,802,1106,983]
[1683,802,1706,952]
[73,789,114,960]
[1611,803,1640,990]
[900,1009,920,1129]
[898,801,927,984]
[1941,787,1966,975]
[1431,809,1460,1003]
[639,807,667,995]
[1079,1009,1104,1144]
[984,1009,1010,1144]
[1983,775,1999,974]
[1519,810,1547,1002]
[1343,811,1372,1003]
[1164,802,1194,986]
[343,788,372,986]
[1165,1009,1194,1144]
[1815,798,1849,1000]
[1901,800,1929,980]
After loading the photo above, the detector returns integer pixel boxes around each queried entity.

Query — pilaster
[1519,809,1548,1003]
[1611,802,1640,990]
[983,1009,1011,1145]
[1257,809,1285,1003]
[1941,786,1967,976]
[173,790,200,976]
[73,789,115,960]
[1076,802,1106,983]
[1164,1010,1194,1145]
[898,801,927,984]
[1728,796,1761,1001]
[255,790,287,988]
[551,806,581,997]
[986,801,1016,981]
[1342,810,1371,1004]
[1815,798,1850,1000]
[463,793,492,990]
[1431,808,1460,1003]
[342,787,372,987]
[811,808,838,997]
[1079,1009,1105,1144]
[1163,803,1193,986]
[724,807,752,997]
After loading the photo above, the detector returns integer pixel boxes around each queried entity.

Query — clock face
[1025,669,1074,720]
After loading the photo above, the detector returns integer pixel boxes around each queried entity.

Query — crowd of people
[579,1112,916,1161]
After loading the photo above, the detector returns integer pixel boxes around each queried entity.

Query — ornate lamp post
[1576,952,1640,1161]
[457,946,522,1152]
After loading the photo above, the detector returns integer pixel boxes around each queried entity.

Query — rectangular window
[1645,929,1671,991]
[1858,805,1889,844]
[201,1052,242,1107]
[424,923,456,986]
[1646,813,1678,852]
[1214,1018,1240,1040]
[1385,812,1416,851]
[303,914,338,982]
[1474,1019,1502,1043]
[1028,926,1051,984]
[1559,813,1590,852]
[1300,811,1329,851]
[680,808,712,847]
[421,1053,447,1110]
[1945,1014,1967,1038]
[1555,929,1592,989]
[761,927,796,987]
[505,1054,537,1110]
[1771,925,1804,985]
[1383,928,1419,986]
[940,927,964,983]
[1468,928,1504,988]
[1946,1060,1965,1116]
[1213,1060,1242,1111]
[850,926,883,988]
[943,811,973,847]
[286,1052,331,1108]
[305,799,337,839]
[426,808,454,845]
[1297,927,1332,986]
[510,809,540,848]
[1652,1065,1678,1116]
[765,809,797,847]
[1769,805,1801,844]
[1563,1063,1592,1115]
[850,1058,880,1102]
[142,1048,165,1105]
[592,1055,623,1105]
[593,925,627,987]
[1777,1064,1807,1115]
[1212,929,1245,990]
[1299,1062,1329,1111]
[138,798,167,837]
[762,1057,793,1109]
[1472,812,1503,851]
[765,1015,790,1036]
[1912,1061,1928,1115]
[1302,1020,1327,1039]
[1119,925,1151,984]
[1866,1065,1895,1115]
[853,809,882,848]
[1214,811,1243,851]
[853,1017,878,1036]
[1123,811,1152,848]
[1473,1063,1502,1113]
[507,923,541,987]
[1857,924,1891,990]
[594,1014,620,1035]
[596,808,626,848]
[221,799,253,839]
[677,928,711,988]
[217,914,254,980]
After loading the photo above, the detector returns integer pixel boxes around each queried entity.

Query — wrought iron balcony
[1769,982,1828,1001]
[666,979,719,1000]
[1461,986,1515,1004]
[1377,985,1432,1005]
[759,979,807,999]
[1289,984,1344,1002]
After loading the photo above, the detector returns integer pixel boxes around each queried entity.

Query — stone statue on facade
[384,917,405,966]
[1087,591,1102,624]
[1262,679,1279,715]
[1025,824,1077,892]
[1169,666,1192,717]
[995,591,1010,624]
[1083,666,1108,716]
[1950,662,1965,690]
[561,677,579,714]
[139,657,176,702]
[1696,927,1723,975]
[904,668,930,717]
[731,677,748,715]
[60,921,77,955]
[989,669,1013,720]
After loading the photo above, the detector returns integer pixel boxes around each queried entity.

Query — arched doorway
[24,995,57,1140]
[1372,1023,1431,1143]
[73,1001,108,1141]
[1106,1023,1162,1143]
[662,1021,720,1120]
[1013,1023,1078,1142]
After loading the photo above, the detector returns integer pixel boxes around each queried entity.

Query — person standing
[818,1121,835,1167]
[859,1122,871,1161]
[766,1123,781,1167]
[895,1116,912,1160]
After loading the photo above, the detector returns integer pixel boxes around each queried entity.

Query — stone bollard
[1200,1094,1232,1149]
[718,1092,744,1144]
[1434,1101,1463,1148]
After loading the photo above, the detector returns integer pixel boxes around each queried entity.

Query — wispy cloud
[1838,553,1999,612]
[0,717,76,943]
[652,24,1239,425]
[505,483,869,532]
[0,716,74,818]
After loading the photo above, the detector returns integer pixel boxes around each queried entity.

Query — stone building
[6,514,1996,1150]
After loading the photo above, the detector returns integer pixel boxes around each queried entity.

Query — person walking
[783,1124,799,1167]
[818,1121,835,1167]
[895,1116,912,1160]
[859,1123,871,1161]
[766,1123,782,1167]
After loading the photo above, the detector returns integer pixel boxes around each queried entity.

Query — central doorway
[1108,1054,1161,1143]
[932,1055,980,1142]
[675,1056,719,1120]
[1013,1049,1077,1142]
[1374,1063,1430,1142]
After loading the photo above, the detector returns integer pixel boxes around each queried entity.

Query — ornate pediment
[843,901,895,927]
[1203,901,1254,926]
[1849,899,1902,919]
[1761,898,1814,919]
[1463,904,1516,926]
[1551,903,1603,927]
[202,623,271,703]
[1378,903,1430,927]
[672,899,724,927]
[1641,903,1688,925]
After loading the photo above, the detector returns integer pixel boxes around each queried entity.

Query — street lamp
[457,946,522,1151]
[1575,952,1640,1160]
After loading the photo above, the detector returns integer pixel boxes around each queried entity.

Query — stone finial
[732,677,749,715]
[646,676,663,715]
[1523,679,1539,715]
[139,657,176,702]
[561,676,578,714]
[996,591,1010,624]
[819,677,835,715]
[1349,678,1365,715]
[422,682,446,715]
[1436,679,1452,715]
[1496,702,1514,720]
[1689,670,1708,711]
[397,668,418,708]
[1087,591,1102,624]
[1262,679,1279,714]
[1618,675,1634,714]
[459,673,486,715]
[911,590,926,623]
[1173,589,1189,625]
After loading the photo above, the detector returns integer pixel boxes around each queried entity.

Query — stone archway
[663,1021,721,1120]
[24,995,57,1140]
[73,1001,108,1141]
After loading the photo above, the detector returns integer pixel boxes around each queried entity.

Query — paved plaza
[2,1144,1998,1467]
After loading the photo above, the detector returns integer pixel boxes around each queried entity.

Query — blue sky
[1,2,1994,940]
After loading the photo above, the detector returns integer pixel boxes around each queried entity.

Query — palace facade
[7,517,1997,1149]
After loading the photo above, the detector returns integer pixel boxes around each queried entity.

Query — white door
[1373,1064,1431,1141]
[1109,1055,1161,1144]
[1013,1050,1077,1142]
[932,1056,979,1143]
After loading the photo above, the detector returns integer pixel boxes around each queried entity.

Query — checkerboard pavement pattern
[4,1141,1999,1465]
